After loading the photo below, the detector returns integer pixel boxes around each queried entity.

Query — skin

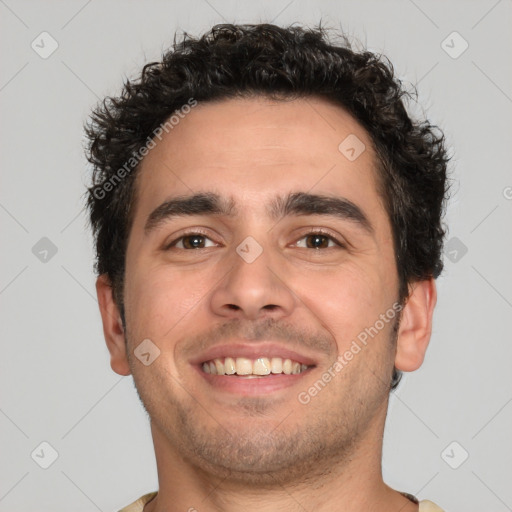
[96,96,436,512]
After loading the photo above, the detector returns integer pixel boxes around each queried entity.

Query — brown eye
[295,231,344,249]
[166,233,217,250]
[305,234,330,249]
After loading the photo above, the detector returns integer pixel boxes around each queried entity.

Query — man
[86,23,449,511]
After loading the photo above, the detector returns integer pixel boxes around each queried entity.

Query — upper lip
[190,341,319,367]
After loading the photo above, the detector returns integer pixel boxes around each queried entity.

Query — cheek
[300,263,389,344]
[124,261,206,344]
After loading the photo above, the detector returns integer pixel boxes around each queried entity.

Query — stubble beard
[129,356,392,488]
[126,315,399,487]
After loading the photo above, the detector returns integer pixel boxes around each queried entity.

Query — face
[109,96,409,484]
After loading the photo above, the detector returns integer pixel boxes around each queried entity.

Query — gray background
[1,1,511,511]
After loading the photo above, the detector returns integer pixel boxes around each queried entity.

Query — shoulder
[117,491,158,512]
[419,499,445,512]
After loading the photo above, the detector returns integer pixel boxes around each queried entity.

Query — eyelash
[164,229,345,250]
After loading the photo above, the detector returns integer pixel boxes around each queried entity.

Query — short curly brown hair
[85,23,451,390]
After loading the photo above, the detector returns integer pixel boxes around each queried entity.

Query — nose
[209,238,297,321]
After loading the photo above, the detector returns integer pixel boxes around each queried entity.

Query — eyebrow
[144,191,374,235]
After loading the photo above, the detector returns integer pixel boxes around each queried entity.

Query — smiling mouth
[201,356,311,377]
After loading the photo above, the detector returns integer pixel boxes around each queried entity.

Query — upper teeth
[202,357,308,376]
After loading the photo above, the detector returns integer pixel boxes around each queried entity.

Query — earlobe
[394,278,437,372]
[96,275,131,376]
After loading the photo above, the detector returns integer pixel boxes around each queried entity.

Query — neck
[142,409,418,512]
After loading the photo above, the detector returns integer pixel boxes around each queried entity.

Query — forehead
[131,96,387,233]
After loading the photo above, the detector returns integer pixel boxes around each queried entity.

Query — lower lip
[195,366,312,395]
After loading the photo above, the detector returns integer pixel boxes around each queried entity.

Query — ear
[394,278,437,372]
[96,274,131,376]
